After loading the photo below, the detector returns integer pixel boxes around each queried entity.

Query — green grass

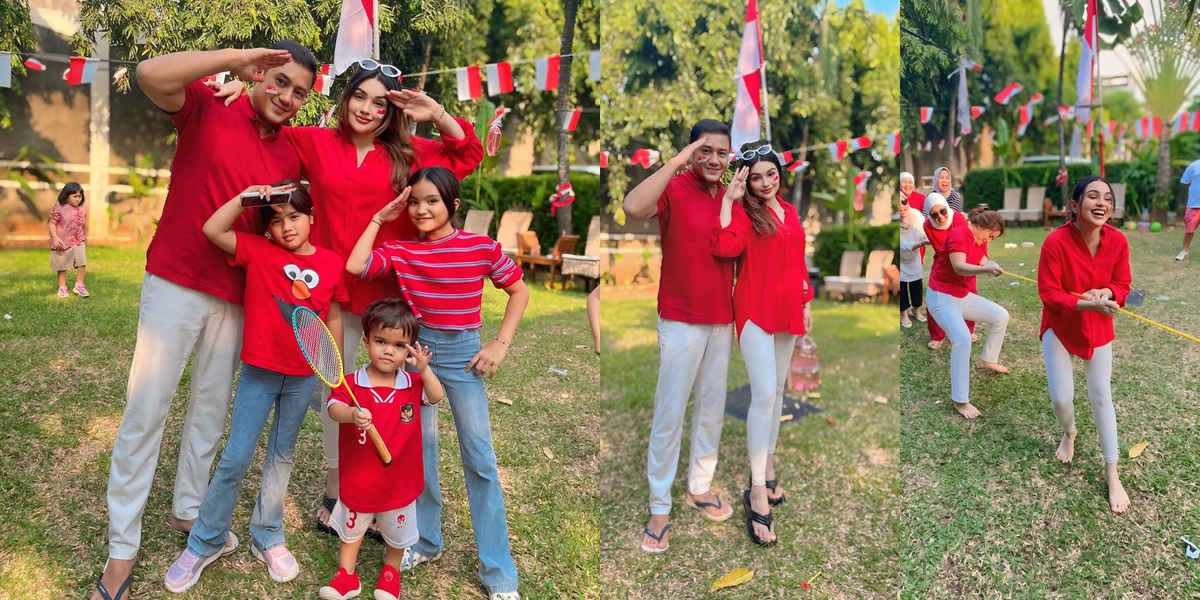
[901,226,1200,598]
[599,297,899,598]
[0,246,598,599]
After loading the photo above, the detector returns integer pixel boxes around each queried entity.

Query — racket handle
[367,425,393,466]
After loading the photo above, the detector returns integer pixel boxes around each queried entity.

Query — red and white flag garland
[920,107,933,123]
[630,148,661,168]
[535,55,560,91]
[0,52,10,88]
[993,82,1023,105]
[314,64,334,96]
[549,183,574,216]
[456,65,482,101]
[599,151,609,169]
[486,62,513,96]
[562,108,582,132]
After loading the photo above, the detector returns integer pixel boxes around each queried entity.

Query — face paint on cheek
[697,156,709,163]
[265,85,279,95]
[376,109,386,120]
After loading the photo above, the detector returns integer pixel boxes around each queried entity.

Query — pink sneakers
[251,544,300,583]
[73,283,90,298]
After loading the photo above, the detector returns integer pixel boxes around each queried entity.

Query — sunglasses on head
[901,198,909,206]
[357,59,402,79]
[737,145,777,162]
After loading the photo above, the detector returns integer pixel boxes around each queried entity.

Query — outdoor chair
[496,210,534,257]
[997,188,1022,223]
[1110,183,1127,222]
[463,209,494,236]
[823,250,865,300]
[883,264,901,306]
[517,231,580,287]
[849,250,894,299]
[1021,186,1046,224]
[561,216,602,291]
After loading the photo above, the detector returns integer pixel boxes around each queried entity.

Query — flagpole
[1095,0,1104,177]
[756,6,770,142]
[372,0,381,60]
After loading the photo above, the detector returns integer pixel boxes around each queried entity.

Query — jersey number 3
[358,429,367,445]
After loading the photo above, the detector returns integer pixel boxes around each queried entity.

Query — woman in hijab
[922,193,975,349]
[899,195,929,328]
[932,167,964,214]
[900,172,926,215]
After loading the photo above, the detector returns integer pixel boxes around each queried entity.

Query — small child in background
[49,182,89,298]
[321,298,445,600]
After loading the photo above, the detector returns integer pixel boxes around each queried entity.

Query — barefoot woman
[925,207,1010,420]
[1038,175,1131,513]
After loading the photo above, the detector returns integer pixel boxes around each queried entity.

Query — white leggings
[312,310,365,470]
[739,320,798,486]
[926,289,1009,404]
[1042,328,1119,464]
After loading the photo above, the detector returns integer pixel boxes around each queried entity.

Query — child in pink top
[49,182,90,298]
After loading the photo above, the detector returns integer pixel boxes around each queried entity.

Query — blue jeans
[414,328,518,594]
[188,363,315,557]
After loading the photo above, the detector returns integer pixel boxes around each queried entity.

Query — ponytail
[967,206,1005,236]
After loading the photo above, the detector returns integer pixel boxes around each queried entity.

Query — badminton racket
[1001,271,1200,344]
[291,306,393,465]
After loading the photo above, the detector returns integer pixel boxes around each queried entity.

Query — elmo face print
[283,264,320,300]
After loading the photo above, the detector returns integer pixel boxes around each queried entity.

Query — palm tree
[554,0,579,236]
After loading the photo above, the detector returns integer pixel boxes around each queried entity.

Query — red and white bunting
[314,64,334,96]
[1135,116,1162,139]
[0,52,10,88]
[535,55,560,91]
[630,148,660,168]
[456,65,482,101]
[920,107,933,123]
[112,66,127,84]
[1085,120,1094,137]
[827,139,849,162]
[485,107,512,156]
[23,57,45,71]
[1056,106,1073,121]
[787,160,810,173]
[599,151,609,169]
[888,131,900,155]
[970,105,985,119]
[486,62,513,96]
[923,141,932,152]
[953,136,961,147]
[849,136,872,151]
[993,82,1023,105]
[937,139,945,150]
[779,151,793,164]
[562,108,582,131]
[549,183,574,216]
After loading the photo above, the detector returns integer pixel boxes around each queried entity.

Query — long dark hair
[57,182,84,206]
[735,140,785,237]
[410,167,463,230]
[336,68,417,194]
[1069,174,1114,223]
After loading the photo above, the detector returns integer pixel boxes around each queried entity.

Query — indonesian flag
[1018,106,1035,135]
[486,62,513,96]
[599,151,609,168]
[787,160,809,173]
[201,72,229,85]
[630,148,660,168]
[888,131,900,155]
[779,151,793,164]
[853,170,871,190]
[66,56,99,86]
[1136,116,1161,138]
[23,57,45,71]
[924,141,932,151]
[971,106,985,120]
[1043,115,1059,126]
[1108,120,1118,137]
[562,108,582,131]
[1086,120,1094,137]
[1076,0,1097,122]
[938,139,945,150]
[827,139,849,162]
[849,136,872,151]
[1176,112,1191,134]
[993,82,1023,105]
[920,107,933,123]
[1117,123,1128,154]
[730,0,764,152]
[1191,112,1200,132]
[333,0,376,76]
[953,136,961,147]
[1057,106,1074,121]
[456,65,482,101]
[961,59,983,72]
[314,64,334,96]
[535,55,560,91]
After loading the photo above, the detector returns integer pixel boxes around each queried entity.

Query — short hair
[361,298,420,341]
[410,166,463,229]
[689,119,731,144]
[269,40,318,83]
[258,179,314,224]
[57,182,84,206]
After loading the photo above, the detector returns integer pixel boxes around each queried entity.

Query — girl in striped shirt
[346,166,529,600]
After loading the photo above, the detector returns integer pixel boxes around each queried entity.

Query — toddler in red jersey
[320,298,445,600]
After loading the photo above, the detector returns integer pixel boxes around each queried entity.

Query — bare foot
[748,485,776,543]
[90,558,134,600]
[169,513,195,535]
[978,360,1009,374]
[642,514,670,551]
[1055,430,1076,463]
[685,490,732,519]
[1106,464,1131,514]
[954,402,982,420]
[971,333,979,342]
[316,502,332,527]
[928,339,943,350]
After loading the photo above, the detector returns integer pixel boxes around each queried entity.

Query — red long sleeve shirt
[282,119,484,315]
[1038,223,1131,360]
[924,211,975,294]
[928,225,989,298]
[711,201,814,338]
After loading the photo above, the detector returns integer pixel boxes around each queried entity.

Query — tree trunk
[555,0,579,237]
[416,32,434,91]
[790,119,809,211]
[1153,127,1172,223]
[1057,10,1069,206]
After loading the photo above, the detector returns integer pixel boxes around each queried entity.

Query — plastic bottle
[788,335,820,392]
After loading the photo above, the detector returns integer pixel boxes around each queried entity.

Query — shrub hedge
[812,223,900,278]
[457,172,601,253]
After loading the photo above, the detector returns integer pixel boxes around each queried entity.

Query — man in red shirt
[93,42,316,600]
[622,120,736,553]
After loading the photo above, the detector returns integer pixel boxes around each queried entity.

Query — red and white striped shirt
[361,229,522,330]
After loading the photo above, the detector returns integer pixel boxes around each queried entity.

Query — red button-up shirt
[283,119,484,315]
[656,170,735,324]
[711,201,814,338]
[924,211,976,294]
[1038,223,1131,360]
[928,225,989,298]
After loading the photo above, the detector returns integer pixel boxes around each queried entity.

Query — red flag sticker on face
[265,85,279,95]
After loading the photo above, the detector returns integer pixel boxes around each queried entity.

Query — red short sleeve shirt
[328,367,426,512]
[146,81,302,305]
[232,232,349,375]
[928,225,988,298]
[655,170,735,324]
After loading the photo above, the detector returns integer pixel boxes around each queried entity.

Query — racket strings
[294,310,344,386]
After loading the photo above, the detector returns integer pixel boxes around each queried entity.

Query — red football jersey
[328,367,426,512]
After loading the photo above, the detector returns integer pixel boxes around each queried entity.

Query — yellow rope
[1001,271,1200,345]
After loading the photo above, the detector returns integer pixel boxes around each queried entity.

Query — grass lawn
[600,297,899,598]
[0,246,598,599]
[901,226,1200,598]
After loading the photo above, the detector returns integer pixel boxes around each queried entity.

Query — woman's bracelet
[371,219,382,227]
[494,336,510,348]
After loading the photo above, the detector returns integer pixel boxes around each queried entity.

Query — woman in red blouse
[214,63,483,536]
[923,193,976,349]
[712,143,814,546]
[1038,175,1131,513]
[925,207,1009,420]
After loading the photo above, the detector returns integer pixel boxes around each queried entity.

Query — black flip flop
[95,571,131,600]
[640,522,670,553]
[742,490,776,546]
[316,495,338,537]
[765,480,787,506]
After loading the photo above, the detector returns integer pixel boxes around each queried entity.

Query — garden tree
[555,0,579,235]
[602,0,899,223]
[0,0,34,130]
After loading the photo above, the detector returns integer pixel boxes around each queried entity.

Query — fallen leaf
[873,396,888,404]
[806,392,822,399]
[826,417,838,426]
[780,414,794,422]
[497,397,513,406]
[1129,441,1148,459]
[710,567,753,591]
[542,446,555,460]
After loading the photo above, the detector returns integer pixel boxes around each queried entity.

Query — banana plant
[2,145,66,221]
[812,169,869,250]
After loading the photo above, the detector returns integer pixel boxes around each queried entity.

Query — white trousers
[647,318,733,514]
[107,273,243,559]
[926,289,1009,404]
[313,310,365,469]
[738,320,797,486]
[1042,329,1119,463]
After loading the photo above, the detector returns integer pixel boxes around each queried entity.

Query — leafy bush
[962,163,1095,210]
[812,223,900,278]
[458,172,601,253]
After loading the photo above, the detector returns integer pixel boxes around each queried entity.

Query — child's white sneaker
[398,547,442,571]
[490,592,520,600]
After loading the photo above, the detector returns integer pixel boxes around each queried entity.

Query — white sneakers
[1177,250,1189,261]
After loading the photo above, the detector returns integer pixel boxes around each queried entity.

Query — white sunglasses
[737,145,777,162]
[357,59,402,79]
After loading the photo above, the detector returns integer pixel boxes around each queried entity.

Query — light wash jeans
[413,327,518,595]
[187,364,316,557]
